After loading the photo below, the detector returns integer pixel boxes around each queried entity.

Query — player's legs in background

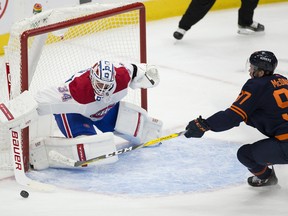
[238,0,259,26]
[238,0,264,33]
[173,0,216,40]
[179,0,216,30]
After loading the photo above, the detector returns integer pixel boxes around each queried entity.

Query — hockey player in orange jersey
[184,51,287,187]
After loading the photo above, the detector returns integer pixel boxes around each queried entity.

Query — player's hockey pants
[54,103,119,138]
[237,138,288,178]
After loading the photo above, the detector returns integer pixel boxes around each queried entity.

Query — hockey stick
[3,62,54,191]
[10,127,55,191]
[49,150,77,167]
[74,131,186,167]
[2,62,56,191]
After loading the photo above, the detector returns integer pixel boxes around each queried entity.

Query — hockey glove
[184,116,210,138]
[130,64,160,89]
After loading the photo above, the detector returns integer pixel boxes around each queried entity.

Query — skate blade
[237,28,265,35]
[248,183,281,191]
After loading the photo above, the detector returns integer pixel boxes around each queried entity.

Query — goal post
[12,2,147,107]
[0,2,147,174]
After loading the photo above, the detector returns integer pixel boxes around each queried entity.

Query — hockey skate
[238,21,265,35]
[173,28,186,40]
[247,167,278,187]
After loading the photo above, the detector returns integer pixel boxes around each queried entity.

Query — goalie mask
[90,60,116,100]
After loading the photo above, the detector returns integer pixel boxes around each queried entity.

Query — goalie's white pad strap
[30,132,118,170]
[114,101,163,144]
[0,91,38,129]
[130,64,160,89]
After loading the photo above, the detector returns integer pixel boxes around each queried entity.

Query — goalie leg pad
[114,101,163,144]
[0,91,38,129]
[141,117,163,143]
[30,138,50,170]
[30,132,118,170]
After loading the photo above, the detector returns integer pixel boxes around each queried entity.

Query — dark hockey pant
[237,138,288,179]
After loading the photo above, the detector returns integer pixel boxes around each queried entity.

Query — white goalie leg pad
[30,132,118,170]
[114,101,163,144]
[141,116,163,143]
[0,91,38,129]
[30,138,50,170]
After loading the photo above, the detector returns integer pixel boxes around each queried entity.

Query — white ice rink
[1,2,288,216]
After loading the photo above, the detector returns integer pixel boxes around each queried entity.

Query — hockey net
[0,2,147,176]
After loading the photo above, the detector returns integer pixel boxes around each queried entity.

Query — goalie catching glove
[130,64,160,89]
[184,116,210,138]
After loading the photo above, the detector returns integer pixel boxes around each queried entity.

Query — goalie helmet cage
[1,2,147,173]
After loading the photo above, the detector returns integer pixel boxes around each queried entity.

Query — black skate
[247,167,278,187]
[238,22,265,35]
[173,28,186,40]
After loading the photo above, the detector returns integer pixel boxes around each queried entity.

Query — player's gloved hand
[184,116,210,138]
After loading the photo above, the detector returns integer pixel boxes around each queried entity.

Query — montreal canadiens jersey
[206,74,288,141]
[35,63,134,121]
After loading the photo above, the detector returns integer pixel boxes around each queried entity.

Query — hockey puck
[20,190,29,198]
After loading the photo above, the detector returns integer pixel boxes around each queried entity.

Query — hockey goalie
[0,60,162,170]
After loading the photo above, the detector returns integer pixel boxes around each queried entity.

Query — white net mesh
[0,2,146,174]
[7,3,144,100]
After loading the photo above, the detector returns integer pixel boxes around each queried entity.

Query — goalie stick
[73,131,186,167]
[10,127,55,191]
[48,131,185,167]
[2,64,55,191]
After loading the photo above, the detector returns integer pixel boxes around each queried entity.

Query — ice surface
[1,2,288,216]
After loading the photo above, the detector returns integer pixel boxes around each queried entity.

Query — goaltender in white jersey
[0,60,162,170]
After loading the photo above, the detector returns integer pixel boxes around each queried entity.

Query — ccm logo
[105,146,133,158]
[11,131,22,170]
